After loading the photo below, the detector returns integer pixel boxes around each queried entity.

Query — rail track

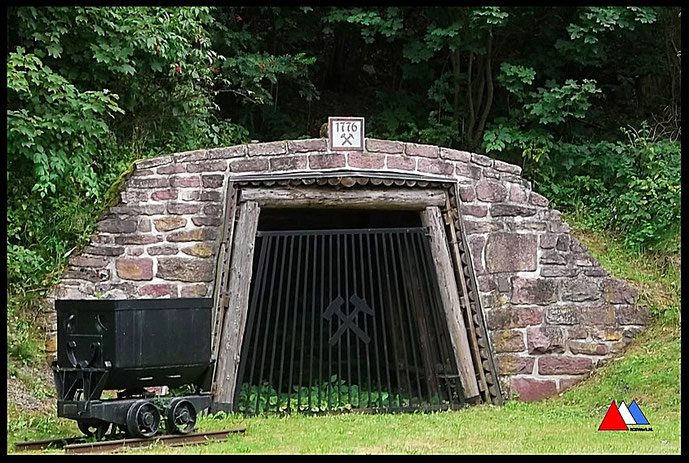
[14,428,246,454]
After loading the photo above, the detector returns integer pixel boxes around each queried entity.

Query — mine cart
[52,298,214,438]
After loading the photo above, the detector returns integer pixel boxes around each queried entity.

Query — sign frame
[328,116,365,151]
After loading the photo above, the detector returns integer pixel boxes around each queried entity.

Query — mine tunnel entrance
[233,209,466,414]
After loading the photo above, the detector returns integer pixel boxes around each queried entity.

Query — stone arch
[50,137,648,401]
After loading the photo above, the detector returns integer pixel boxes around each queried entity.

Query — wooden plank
[239,187,446,209]
[212,200,261,409]
[442,196,490,403]
[210,182,238,368]
[420,206,480,399]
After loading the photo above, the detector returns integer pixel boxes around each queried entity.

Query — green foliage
[237,376,441,414]
[530,125,681,252]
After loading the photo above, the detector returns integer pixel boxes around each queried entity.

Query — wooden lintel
[239,187,446,210]
[421,206,481,399]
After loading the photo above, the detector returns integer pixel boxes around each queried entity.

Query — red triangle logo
[598,401,629,431]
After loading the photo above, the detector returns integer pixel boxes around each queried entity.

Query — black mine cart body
[52,298,214,438]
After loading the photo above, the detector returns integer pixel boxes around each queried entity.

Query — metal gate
[234,227,465,414]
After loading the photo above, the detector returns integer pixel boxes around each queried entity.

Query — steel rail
[15,428,245,454]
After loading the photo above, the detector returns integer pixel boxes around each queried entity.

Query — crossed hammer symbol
[340,133,355,145]
[323,294,374,345]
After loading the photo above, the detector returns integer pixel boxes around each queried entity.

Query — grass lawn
[7,220,681,454]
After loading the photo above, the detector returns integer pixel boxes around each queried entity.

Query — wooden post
[421,206,481,399]
[212,200,261,410]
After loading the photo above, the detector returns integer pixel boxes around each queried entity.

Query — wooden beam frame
[210,179,499,409]
[421,207,481,399]
[212,200,261,410]
[239,187,446,209]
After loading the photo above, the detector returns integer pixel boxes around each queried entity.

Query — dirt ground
[6,361,55,414]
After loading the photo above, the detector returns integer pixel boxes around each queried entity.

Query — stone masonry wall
[48,137,648,401]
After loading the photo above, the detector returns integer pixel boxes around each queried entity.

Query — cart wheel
[126,400,161,438]
[78,420,111,440]
[166,399,197,434]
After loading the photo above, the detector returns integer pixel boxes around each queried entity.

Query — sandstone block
[544,306,580,325]
[170,176,201,188]
[97,219,138,234]
[486,233,537,273]
[440,148,471,162]
[417,158,454,175]
[405,142,439,158]
[287,139,327,153]
[309,153,346,169]
[138,284,178,297]
[486,307,543,330]
[491,204,537,217]
[167,228,218,242]
[349,152,385,169]
[475,180,508,202]
[248,141,287,156]
[116,258,153,281]
[186,160,228,173]
[497,355,535,375]
[491,330,525,353]
[386,155,416,171]
[270,155,308,171]
[560,278,601,302]
[154,217,187,232]
[526,326,565,354]
[229,158,269,172]
[512,278,557,305]
[157,258,215,282]
[201,175,224,188]
[538,356,593,375]
[366,139,403,154]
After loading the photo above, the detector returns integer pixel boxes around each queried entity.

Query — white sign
[328,117,365,151]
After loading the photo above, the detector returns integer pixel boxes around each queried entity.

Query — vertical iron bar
[344,233,352,408]
[318,234,325,412]
[411,231,454,408]
[417,231,464,408]
[297,234,311,412]
[380,233,404,409]
[359,233,373,409]
[393,231,425,408]
[366,233,385,409]
[308,234,318,412]
[256,235,286,414]
[386,232,415,408]
[351,233,362,409]
[328,234,333,412]
[266,235,292,413]
[337,232,342,409]
[286,235,304,413]
[401,231,433,407]
[277,234,298,413]
[237,234,272,413]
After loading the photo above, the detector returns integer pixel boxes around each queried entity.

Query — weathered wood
[401,245,440,400]
[210,182,237,368]
[451,183,503,404]
[212,200,261,408]
[442,197,490,403]
[239,187,446,209]
[420,206,480,399]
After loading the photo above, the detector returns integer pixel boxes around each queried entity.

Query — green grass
[7,220,681,454]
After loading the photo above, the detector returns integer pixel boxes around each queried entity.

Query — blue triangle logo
[628,400,650,425]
